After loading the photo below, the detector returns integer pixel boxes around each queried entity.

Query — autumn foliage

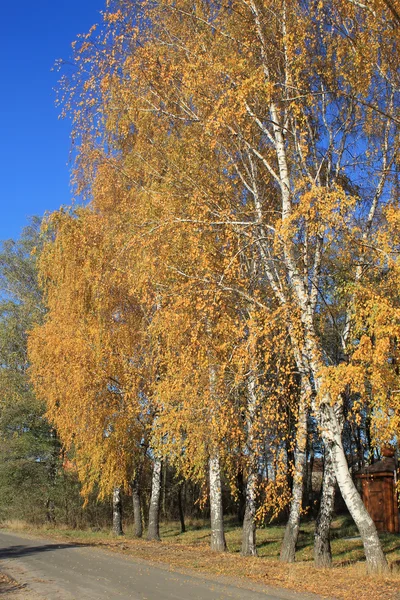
[27,0,399,572]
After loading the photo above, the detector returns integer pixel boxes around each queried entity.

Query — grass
[132,515,400,567]
[2,516,400,599]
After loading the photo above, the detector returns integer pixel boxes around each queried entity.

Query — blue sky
[0,0,105,241]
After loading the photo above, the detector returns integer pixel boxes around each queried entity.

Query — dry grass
[2,517,399,600]
[1,520,30,532]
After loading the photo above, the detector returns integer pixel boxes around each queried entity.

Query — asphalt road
[0,531,324,600]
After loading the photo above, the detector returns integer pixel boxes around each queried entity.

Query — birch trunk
[241,470,257,556]
[162,459,167,518]
[243,0,391,571]
[284,318,387,571]
[314,450,335,567]
[131,474,142,538]
[147,458,162,541]
[112,486,123,536]
[261,29,387,570]
[285,303,387,571]
[319,402,388,572]
[280,383,308,563]
[209,451,227,552]
[287,316,388,572]
[241,373,258,556]
[206,324,227,553]
[291,310,387,571]
[301,326,387,571]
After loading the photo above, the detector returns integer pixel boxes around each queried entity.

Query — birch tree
[52,0,399,570]
[118,0,398,571]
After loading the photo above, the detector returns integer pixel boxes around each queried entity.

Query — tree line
[1,0,399,574]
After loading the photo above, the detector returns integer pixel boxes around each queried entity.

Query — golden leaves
[29,0,400,510]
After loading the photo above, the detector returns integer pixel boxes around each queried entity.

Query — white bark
[319,402,388,572]
[259,115,387,571]
[112,486,123,536]
[314,451,335,567]
[267,105,388,569]
[209,451,227,552]
[147,458,162,541]
[293,312,387,571]
[206,322,227,553]
[241,373,258,556]
[245,0,390,572]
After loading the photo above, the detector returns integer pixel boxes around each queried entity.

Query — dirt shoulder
[0,571,45,600]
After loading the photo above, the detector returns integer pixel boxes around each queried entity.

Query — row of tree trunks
[112,405,376,568]
[124,456,224,548]
[113,404,368,569]
[115,446,336,564]
[112,458,162,539]
[114,436,347,568]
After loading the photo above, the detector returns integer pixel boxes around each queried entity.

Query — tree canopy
[27,0,399,572]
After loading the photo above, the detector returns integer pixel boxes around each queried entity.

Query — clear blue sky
[0,0,105,241]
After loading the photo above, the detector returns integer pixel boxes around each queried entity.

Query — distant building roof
[356,456,397,476]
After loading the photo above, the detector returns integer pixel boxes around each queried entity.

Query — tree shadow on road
[0,542,88,561]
